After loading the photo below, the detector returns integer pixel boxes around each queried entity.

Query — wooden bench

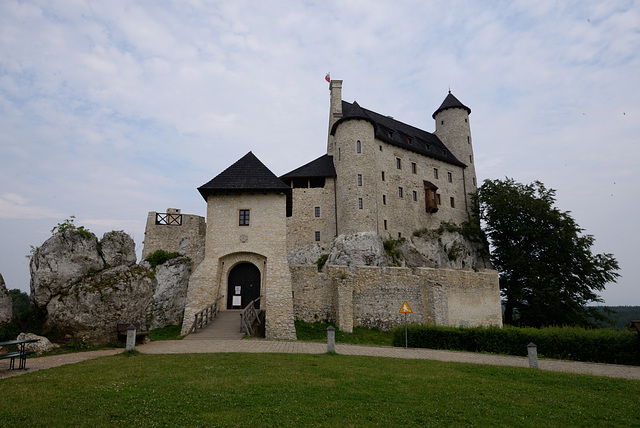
[0,339,39,370]
[117,323,149,344]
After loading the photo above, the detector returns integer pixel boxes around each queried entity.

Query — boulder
[0,274,13,325]
[30,231,104,308]
[101,231,137,267]
[326,233,388,271]
[45,265,155,344]
[142,257,192,330]
[16,332,59,355]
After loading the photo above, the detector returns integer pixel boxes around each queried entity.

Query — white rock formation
[16,332,59,355]
[0,274,13,325]
[142,257,192,330]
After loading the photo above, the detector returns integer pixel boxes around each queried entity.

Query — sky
[1,1,638,306]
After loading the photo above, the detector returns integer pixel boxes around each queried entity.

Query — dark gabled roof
[432,91,471,119]
[331,100,466,167]
[198,151,291,200]
[280,154,336,180]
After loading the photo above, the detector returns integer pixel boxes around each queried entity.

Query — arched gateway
[227,262,261,309]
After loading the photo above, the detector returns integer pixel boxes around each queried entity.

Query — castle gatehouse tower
[180,152,297,340]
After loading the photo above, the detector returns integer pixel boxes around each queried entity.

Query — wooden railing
[155,212,182,226]
[188,297,222,334]
[240,296,262,337]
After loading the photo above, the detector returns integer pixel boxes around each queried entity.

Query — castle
[143,80,502,339]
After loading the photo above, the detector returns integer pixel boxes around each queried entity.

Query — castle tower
[330,100,379,236]
[433,92,477,214]
[327,80,343,154]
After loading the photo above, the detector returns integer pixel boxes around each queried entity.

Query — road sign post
[399,301,413,348]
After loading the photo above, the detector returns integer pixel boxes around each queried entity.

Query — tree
[476,178,619,327]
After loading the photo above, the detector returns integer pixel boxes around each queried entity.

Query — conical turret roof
[198,151,291,200]
[432,91,471,119]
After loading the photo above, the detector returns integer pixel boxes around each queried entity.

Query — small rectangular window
[450,197,455,208]
[315,231,320,241]
[473,177,477,186]
[411,162,417,174]
[356,140,362,153]
[469,155,473,163]
[314,206,320,217]
[437,194,441,205]
[357,174,363,186]
[433,168,438,179]
[396,158,402,169]
[382,194,386,205]
[379,145,382,151]
[398,187,403,198]
[447,172,452,183]
[239,209,250,226]
[381,171,385,181]
[338,147,341,161]
[412,190,417,201]
[384,220,388,230]
[358,198,363,209]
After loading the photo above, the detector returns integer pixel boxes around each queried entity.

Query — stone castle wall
[286,178,337,250]
[291,264,501,332]
[142,208,206,266]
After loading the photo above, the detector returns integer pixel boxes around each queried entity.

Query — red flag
[325,73,330,83]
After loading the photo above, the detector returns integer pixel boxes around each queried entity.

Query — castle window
[469,155,473,163]
[437,194,441,205]
[379,145,382,151]
[356,140,362,153]
[467,136,471,144]
[450,197,455,208]
[338,147,341,161]
[315,231,321,241]
[396,158,402,169]
[398,232,402,238]
[447,172,452,183]
[358,198,363,209]
[398,187,403,198]
[473,177,476,186]
[433,168,438,179]
[239,209,250,226]
[384,220,388,230]
[357,174,363,186]
[381,171,385,181]
[382,195,386,205]
[412,190,417,201]
[465,118,468,123]
[411,162,417,174]
[441,120,444,125]
[424,181,439,213]
[314,206,320,218]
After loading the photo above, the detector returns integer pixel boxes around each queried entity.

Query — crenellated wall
[290,264,501,332]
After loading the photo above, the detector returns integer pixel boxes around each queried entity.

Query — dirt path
[2,340,639,381]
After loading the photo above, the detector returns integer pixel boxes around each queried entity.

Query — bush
[393,324,640,366]
[145,250,181,269]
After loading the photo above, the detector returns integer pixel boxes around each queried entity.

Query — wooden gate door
[227,263,261,309]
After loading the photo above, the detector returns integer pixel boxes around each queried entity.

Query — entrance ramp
[183,310,243,340]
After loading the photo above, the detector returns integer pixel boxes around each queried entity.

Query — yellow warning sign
[399,301,413,314]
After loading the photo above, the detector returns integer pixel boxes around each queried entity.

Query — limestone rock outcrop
[142,257,192,331]
[16,332,59,355]
[288,226,491,272]
[0,274,13,325]
[30,229,191,344]
[30,230,105,308]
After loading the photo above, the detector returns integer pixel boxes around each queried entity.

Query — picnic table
[0,338,40,370]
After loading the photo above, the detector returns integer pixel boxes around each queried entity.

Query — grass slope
[0,353,638,426]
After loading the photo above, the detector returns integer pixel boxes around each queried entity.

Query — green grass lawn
[1,353,638,427]
[295,321,394,346]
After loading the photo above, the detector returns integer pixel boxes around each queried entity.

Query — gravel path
[2,339,639,381]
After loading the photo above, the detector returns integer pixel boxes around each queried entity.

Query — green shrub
[393,324,640,365]
[144,249,180,269]
[316,254,329,271]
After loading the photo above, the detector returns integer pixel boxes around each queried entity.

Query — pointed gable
[198,151,291,200]
[280,154,336,180]
[432,91,471,119]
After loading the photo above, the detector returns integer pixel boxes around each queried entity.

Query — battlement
[142,209,206,266]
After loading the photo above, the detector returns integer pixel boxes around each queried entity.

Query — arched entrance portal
[227,262,261,309]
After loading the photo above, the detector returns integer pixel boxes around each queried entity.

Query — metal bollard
[527,342,538,369]
[327,326,335,354]
[126,324,136,351]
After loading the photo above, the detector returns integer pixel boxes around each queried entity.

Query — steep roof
[280,154,336,180]
[432,91,471,119]
[331,100,466,167]
[198,151,291,200]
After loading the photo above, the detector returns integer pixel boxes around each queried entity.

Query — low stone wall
[290,265,501,333]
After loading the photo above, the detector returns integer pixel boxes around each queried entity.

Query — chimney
[328,80,343,132]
